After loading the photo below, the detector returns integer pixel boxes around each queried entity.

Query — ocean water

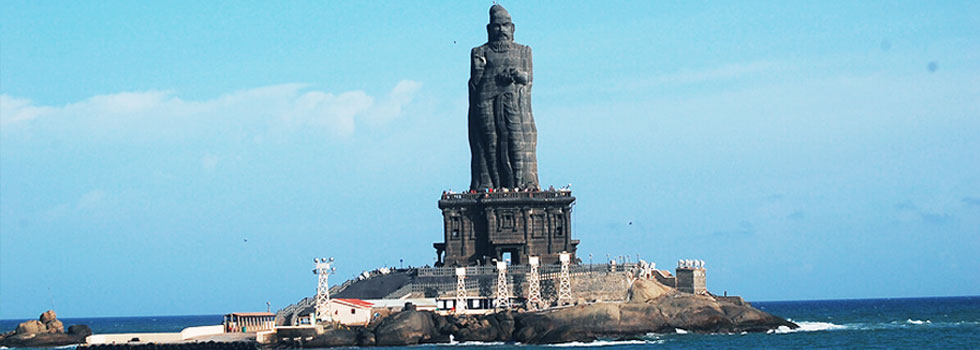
[0,314,222,335]
[2,296,977,349]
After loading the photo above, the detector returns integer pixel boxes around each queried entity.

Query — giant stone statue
[436,5,578,267]
[469,4,539,191]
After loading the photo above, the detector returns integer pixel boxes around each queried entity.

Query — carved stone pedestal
[434,191,578,267]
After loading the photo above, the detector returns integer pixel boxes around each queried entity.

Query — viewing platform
[436,189,577,267]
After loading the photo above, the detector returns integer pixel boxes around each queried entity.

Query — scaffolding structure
[494,260,510,310]
[526,256,541,311]
[455,267,467,314]
[313,257,335,323]
[557,252,572,306]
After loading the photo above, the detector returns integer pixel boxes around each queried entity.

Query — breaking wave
[771,321,847,333]
[437,341,508,346]
[767,318,978,334]
[546,339,664,347]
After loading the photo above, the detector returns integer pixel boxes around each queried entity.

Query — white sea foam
[436,341,508,346]
[548,340,664,348]
[546,339,663,347]
[905,319,931,325]
[773,321,846,333]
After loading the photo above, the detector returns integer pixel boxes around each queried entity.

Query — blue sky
[2,1,978,318]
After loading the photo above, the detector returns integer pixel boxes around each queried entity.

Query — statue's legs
[468,107,490,190]
[501,91,525,188]
[493,95,514,188]
[475,98,500,188]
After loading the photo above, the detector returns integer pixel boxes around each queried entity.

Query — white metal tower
[526,256,541,311]
[494,260,510,310]
[313,257,335,323]
[557,252,572,306]
[455,267,467,314]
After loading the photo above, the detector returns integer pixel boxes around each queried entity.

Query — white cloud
[0,95,55,125]
[0,80,422,138]
[363,80,424,127]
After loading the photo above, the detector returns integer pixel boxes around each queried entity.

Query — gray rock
[0,332,86,348]
[304,328,357,348]
[450,313,512,342]
[373,309,438,346]
[355,327,376,346]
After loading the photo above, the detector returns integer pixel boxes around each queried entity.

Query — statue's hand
[496,71,515,85]
[511,68,529,85]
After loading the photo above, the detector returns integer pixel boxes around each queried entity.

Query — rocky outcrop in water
[0,310,92,348]
[273,279,797,347]
[513,279,797,343]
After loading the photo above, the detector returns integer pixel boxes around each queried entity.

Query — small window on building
[555,214,564,236]
[500,212,516,231]
[351,308,356,314]
[451,217,462,239]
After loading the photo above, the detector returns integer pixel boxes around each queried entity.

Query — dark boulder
[68,324,94,337]
[303,328,357,348]
[0,332,87,348]
[373,309,438,346]
[355,327,376,346]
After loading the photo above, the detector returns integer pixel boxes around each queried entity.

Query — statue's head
[486,4,514,43]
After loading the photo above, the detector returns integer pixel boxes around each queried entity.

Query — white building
[297,298,375,326]
[329,298,374,326]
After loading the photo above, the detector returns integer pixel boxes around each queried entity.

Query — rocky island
[273,279,796,348]
[0,310,92,348]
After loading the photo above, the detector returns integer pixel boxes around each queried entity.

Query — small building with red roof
[330,298,374,326]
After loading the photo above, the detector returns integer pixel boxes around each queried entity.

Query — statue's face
[487,20,514,42]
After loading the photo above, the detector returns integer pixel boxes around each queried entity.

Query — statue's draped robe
[468,41,538,190]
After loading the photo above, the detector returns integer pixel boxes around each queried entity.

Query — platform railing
[440,190,572,201]
[416,263,635,277]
